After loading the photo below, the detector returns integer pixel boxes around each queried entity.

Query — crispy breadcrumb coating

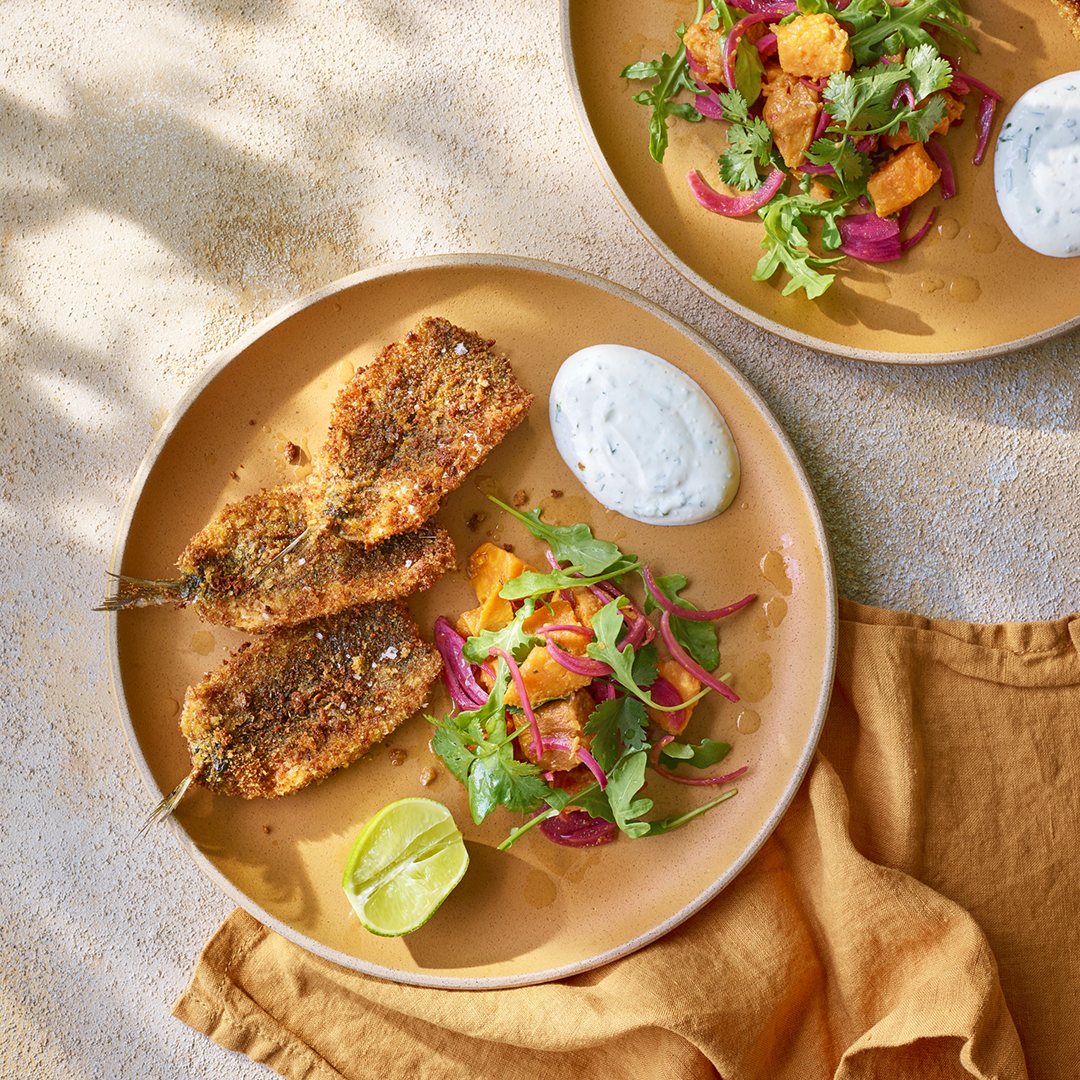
[307,317,533,545]
[102,483,456,631]
[179,602,441,799]
[177,484,456,630]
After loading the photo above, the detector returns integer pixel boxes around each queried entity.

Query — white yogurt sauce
[994,72,1080,258]
[549,345,740,526]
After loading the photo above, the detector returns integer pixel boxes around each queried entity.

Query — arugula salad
[622,0,1002,298]
[428,499,756,850]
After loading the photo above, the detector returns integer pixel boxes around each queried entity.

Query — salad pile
[428,499,755,850]
[622,0,1002,297]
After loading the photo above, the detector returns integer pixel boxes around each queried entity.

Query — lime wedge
[341,797,469,936]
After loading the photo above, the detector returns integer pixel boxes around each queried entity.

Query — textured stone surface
[2,2,1077,1077]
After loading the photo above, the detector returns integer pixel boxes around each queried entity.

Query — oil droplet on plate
[967,222,1001,254]
[763,596,788,627]
[473,474,504,500]
[753,596,788,640]
[337,359,355,384]
[760,550,792,596]
[737,709,761,734]
[937,217,960,240]
[950,277,981,303]
[733,652,772,703]
[921,278,945,294]
[190,630,216,656]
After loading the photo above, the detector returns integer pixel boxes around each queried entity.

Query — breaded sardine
[150,602,442,818]
[99,484,456,632]
[306,316,533,545]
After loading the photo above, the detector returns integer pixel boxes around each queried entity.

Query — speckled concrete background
[2,2,1078,1077]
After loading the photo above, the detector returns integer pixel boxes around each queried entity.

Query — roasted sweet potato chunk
[683,11,727,86]
[504,645,593,708]
[647,659,702,736]
[867,142,942,217]
[468,542,534,603]
[761,68,822,169]
[517,689,596,771]
[772,13,852,79]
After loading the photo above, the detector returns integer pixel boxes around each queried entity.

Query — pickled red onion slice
[688,167,785,217]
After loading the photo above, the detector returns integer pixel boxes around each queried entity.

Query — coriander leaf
[720,116,776,190]
[823,66,908,132]
[430,722,476,787]
[659,737,732,770]
[718,87,751,125]
[469,742,549,823]
[905,43,954,102]
[716,89,775,190]
[465,709,549,823]
[584,695,649,772]
[803,137,870,187]
[901,94,948,143]
[490,498,636,576]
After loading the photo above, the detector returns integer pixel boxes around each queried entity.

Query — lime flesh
[341,797,469,936]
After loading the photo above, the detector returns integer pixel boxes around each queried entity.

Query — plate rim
[558,0,1080,366]
[106,252,838,989]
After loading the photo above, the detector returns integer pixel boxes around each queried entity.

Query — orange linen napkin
[173,600,1080,1080]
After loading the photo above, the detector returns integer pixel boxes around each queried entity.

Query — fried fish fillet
[165,602,441,803]
[100,484,456,632]
[306,316,533,545]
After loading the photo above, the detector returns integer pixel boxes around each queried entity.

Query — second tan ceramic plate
[562,0,1080,363]
[108,255,836,988]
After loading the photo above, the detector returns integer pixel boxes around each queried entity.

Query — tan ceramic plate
[562,0,1080,363]
[108,255,836,988]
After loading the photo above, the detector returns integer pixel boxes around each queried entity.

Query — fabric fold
[173,601,1080,1080]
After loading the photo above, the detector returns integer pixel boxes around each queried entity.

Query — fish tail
[95,573,187,611]
[138,771,197,835]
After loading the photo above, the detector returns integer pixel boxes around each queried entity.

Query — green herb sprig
[622,0,982,298]
[428,503,751,845]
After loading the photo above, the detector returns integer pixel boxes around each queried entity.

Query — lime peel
[342,797,469,937]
